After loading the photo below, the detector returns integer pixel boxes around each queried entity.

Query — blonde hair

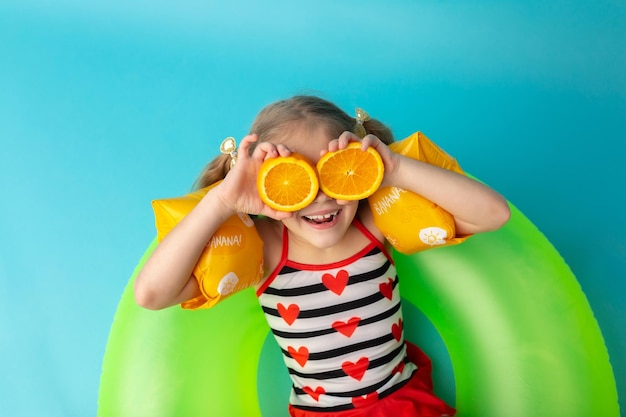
[195,95,393,189]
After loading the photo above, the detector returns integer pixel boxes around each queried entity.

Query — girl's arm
[388,156,510,235]
[134,135,291,310]
[134,190,236,310]
[331,132,511,236]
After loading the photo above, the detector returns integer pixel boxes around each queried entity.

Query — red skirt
[288,342,456,417]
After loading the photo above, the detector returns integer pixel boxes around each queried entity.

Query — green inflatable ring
[98,203,619,417]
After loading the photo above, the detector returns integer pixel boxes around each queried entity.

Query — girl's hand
[214,134,293,220]
[326,131,401,188]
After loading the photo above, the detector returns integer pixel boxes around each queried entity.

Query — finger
[335,198,353,206]
[336,131,360,149]
[252,141,279,161]
[262,208,294,220]
[326,139,341,153]
[275,144,293,157]
[238,134,259,158]
[361,134,385,151]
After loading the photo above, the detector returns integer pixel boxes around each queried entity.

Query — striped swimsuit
[257,220,417,413]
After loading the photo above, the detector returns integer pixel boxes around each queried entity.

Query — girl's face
[275,126,359,251]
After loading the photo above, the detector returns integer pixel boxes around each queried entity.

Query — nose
[313,190,332,203]
[313,190,351,206]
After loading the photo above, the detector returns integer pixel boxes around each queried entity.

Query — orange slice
[257,153,319,212]
[316,142,384,200]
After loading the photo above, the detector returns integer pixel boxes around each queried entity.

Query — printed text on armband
[210,234,243,248]
[372,187,407,215]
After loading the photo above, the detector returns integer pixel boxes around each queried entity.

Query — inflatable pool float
[98,202,619,417]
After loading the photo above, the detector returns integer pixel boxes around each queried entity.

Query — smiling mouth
[302,210,340,225]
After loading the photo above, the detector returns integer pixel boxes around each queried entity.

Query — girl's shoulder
[253,216,284,278]
[357,203,386,244]
[253,215,283,239]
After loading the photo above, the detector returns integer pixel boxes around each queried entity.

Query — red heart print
[277,303,300,325]
[342,357,369,381]
[379,277,393,300]
[391,318,403,342]
[303,386,325,402]
[322,270,349,295]
[352,392,378,408]
[332,317,361,337]
[392,362,405,374]
[288,346,309,367]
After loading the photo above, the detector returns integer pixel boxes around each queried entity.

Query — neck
[285,224,370,265]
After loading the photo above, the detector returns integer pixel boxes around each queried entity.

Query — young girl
[134,95,511,417]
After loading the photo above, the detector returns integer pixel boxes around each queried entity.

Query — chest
[258,249,401,335]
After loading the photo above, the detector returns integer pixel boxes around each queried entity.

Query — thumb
[262,209,294,221]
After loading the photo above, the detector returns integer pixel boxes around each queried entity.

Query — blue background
[1,1,624,416]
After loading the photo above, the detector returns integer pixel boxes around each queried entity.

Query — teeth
[304,210,339,221]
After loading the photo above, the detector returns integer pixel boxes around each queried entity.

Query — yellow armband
[367,132,471,254]
[151,183,264,309]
